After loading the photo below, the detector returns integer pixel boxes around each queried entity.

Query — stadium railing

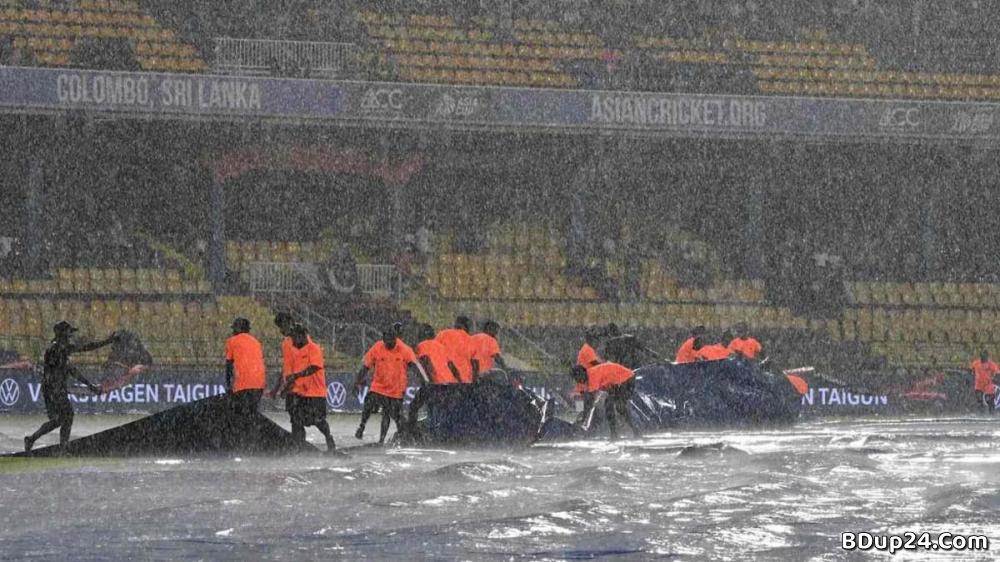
[244,261,399,301]
[212,37,357,78]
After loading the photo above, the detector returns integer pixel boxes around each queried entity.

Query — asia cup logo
[0,378,20,407]
[326,381,346,409]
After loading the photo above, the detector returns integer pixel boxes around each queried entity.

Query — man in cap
[224,317,266,415]
[24,321,117,452]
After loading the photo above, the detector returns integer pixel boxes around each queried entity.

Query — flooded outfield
[1,415,999,560]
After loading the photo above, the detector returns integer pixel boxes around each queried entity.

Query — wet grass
[0,456,117,474]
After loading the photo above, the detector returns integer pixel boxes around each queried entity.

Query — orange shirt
[786,374,809,395]
[285,340,327,398]
[416,339,457,385]
[577,343,602,369]
[436,328,474,383]
[224,333,267,392]
[584,362,634,393]
[573,344,604,393]
[971,359,1000,393]
[471,333,501,373]
[697,344,731,361]
[728,337,762,360]
[675,337,698,363]
[281,335,313,376]
[364,339,417,399]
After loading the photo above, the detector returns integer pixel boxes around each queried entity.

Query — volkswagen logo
[0,378,20,407]
[326,381,347,409]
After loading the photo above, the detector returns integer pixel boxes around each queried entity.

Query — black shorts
[606,378,635,400]
[365,391,402,418]
[286,394,328,426]
[42,386,74,422]
[230,389,262,415]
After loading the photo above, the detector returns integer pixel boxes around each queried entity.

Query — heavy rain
[1,1,999,559]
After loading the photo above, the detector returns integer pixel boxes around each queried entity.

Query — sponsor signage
[801,386,890,409]
[0,369,566,415]
[3,66,1000,143]
[0,66,343,118]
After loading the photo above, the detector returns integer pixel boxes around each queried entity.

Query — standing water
[1,415,998,560]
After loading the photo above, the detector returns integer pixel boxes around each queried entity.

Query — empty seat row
[399,66,577,88]
[381,38,605,60]
[0,268,210,295]
[367,24,494,43]
[395,53,557,73]
[225,240,333,266]
[758,80,1000,100]
[431,299,800,331]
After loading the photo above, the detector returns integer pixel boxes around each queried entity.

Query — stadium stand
[843,282,1000,369]
[354,5,1000,100]
[1,1,999,101]
[393,221,877,374]
[5,2,1000,381]
[0,0,206,72]
[361,11,582,88]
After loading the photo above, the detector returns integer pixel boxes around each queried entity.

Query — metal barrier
[246,261,398,300]
[358,264,398,300]
[213,37,355,78]
[246,262,320,294]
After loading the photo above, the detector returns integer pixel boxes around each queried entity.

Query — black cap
[231,317,251,332]
[289,323,308,336]
[53,320,78,335]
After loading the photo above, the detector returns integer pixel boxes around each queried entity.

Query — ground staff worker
[471,320,508,377]
[571,328,605,405]
[436,316,475,383]
[24,321,117,452]
[355,328,427,444]
[675,325,705,363]
[269,324,336,453]
[970,351,999,413]
[571,362,642,441]
[728,323,763,361]
[224,317,266,414]
[696,334,732,361]
[408,324,460,426]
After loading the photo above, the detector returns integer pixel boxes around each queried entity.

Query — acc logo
[326,381,347,409]
[360,88,404,111]
[879,107,919,129]
[0,378,20,407]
